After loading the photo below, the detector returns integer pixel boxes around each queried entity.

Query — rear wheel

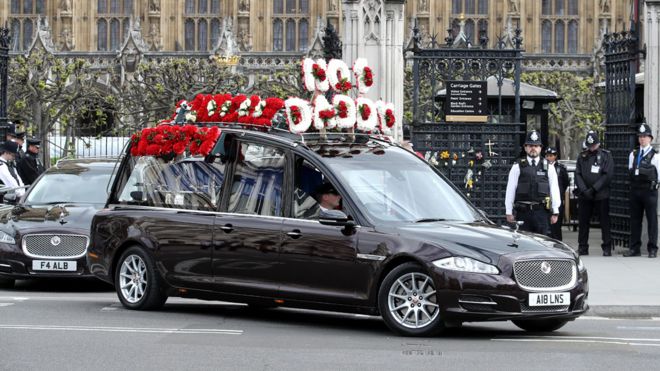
[0,277,14,289]
[512,319,569,332]
[115,246,168,310]
[378,262,444,336]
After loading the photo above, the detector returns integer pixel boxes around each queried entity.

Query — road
[1,279,659,371]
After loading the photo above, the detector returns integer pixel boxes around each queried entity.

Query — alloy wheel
[387,272,439,329]
[119,254,147,304]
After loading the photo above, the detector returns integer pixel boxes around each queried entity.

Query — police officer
[0,141,26,197]
[545,147,570,240]
[505,131,562,236]
[13,130,25,162]
[625,123,660,258]
[575,131,614,256]
[17,138,45,186]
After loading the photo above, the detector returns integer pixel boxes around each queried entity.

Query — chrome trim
[21,233,89,259]
[513,258,577,292]
[0,263,10,268]
[458,300,498,306]
[357,253,386,261]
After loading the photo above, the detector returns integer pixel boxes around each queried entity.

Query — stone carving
[599,0,610,14]
[238,29,252,52]
[508,0,519,14]
[329,0,338,12]
[59,26,74,51]
[418,0,428,12]
[239,0,250,12]
[60,0,72,13]
[146,22,162,51]
[149,0,160,12]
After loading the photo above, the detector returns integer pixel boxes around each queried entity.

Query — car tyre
[378,262,444,336]
[0,277,14,288]
[115,246,168,310]
[512,319,569,332]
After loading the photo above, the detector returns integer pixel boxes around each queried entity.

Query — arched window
[541,20,552,53]
[22,19,33,50]
[286,19,296,51]
[542,0,552,15]
[110,18,120,50]
[465,19,475,42]
[274,0,283,14]
[299,18,308,52]
[273,19,283,51]
[98,19,108,51]
[199,19,208,51]
[184,1,221,51]
[11,19,20,51]
[568,20,578,53]
[185,19,195,50]
[554,20,565,53]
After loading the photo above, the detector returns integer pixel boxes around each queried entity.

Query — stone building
[0,0,635,75]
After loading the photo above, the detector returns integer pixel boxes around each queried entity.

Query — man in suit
[314,183,342,212]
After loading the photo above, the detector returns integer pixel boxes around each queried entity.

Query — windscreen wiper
[414,218,449,223]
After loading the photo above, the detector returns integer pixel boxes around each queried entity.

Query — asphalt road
[1,279,660,371]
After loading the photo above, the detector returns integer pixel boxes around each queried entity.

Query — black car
[0,158,116,288]
[88,127,588,336]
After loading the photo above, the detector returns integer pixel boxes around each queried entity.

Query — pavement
[561,227,660,318]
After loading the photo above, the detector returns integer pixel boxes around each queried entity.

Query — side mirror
[319,209,355,228]
[3,192,18,205]
[130,191,144,202]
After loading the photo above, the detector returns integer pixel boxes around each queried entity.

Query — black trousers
[549,204,565,241]
[577,197,611,253]
[516,208,551,237]
[629,188,658,253]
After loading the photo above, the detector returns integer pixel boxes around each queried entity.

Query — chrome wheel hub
[388,272,439,329]
[119,255,147,304]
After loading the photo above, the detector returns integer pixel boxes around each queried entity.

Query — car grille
[22,234,88,259]
[520,303,570,313]
[513,259,577,291]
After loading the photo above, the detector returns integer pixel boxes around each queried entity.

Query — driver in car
[314,183,342,212]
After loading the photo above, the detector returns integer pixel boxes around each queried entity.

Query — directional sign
[445,80,488,122]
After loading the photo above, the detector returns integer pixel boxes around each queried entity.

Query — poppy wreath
[327,59,352,93]
[376,100,396,136]
[302,58,330,92]
[285,97,313,134]
[130,124,221,159]
[356,97,377,131]
[313,95,337,130]
[332,94,357,129]
[353,58,374,95]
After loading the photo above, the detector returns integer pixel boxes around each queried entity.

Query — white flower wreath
[327,59,351,92]
[238,97,252,117]
[219,100,231,117]
[313,58,329,92]
[332,94,357,129]
[252,99,267,118]
[302,58,317,92]
[376,100,395,136]
[355,97,377,131]
[352,58,373,95]
[207,99,217,117]
[313,95,337,130]
[285,97,313,134]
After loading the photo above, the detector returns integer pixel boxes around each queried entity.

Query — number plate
[528,292,570,306]
[32,260,77,272]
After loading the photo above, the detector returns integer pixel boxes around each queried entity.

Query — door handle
[286,230,302,239]
[220,224,234,233]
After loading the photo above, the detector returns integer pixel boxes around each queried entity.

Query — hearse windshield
[319,144,480,224]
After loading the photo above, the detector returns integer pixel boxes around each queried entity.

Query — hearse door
[277,157,366,306]
[211,140,285,298]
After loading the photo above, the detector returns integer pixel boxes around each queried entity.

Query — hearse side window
[293,158,324,219]
[117,155,225,211]
[227,142,285,216]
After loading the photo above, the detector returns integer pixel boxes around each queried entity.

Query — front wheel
[512,319,569,332]
[378,262,444,336]
[115,246,168,310]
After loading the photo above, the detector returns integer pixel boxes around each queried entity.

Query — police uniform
[575,131,614,256]
[17,138,45,186]
[625,123,660,258]
[0,141,26,197]
[505,131,562,237]
[546,147,570,241]
[14,131,25,162]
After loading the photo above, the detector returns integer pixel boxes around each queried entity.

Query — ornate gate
[407,22,524,221]
[603,30,643,247]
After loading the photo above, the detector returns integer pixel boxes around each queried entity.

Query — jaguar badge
[540,261,552,274]
[51,236,61,246]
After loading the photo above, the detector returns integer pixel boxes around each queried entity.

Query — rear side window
[227,142,285,216]
[117,156,225,211]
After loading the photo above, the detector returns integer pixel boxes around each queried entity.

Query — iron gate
[603,30,643,247]
[407,21,524,221]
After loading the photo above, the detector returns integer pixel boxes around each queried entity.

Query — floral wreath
[332,94,357,129]
[355,97,377,131]
[313,95,337,130]
[302,58,330,93]
[376,100,396,136]
[327,59,352,93]
[130,124,221,159]
[353,58,374,95]
[285,97,313,134]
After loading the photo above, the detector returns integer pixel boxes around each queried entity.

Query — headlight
[0,230,15,244]
[577,257,586,272]
[432,256,500,275]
